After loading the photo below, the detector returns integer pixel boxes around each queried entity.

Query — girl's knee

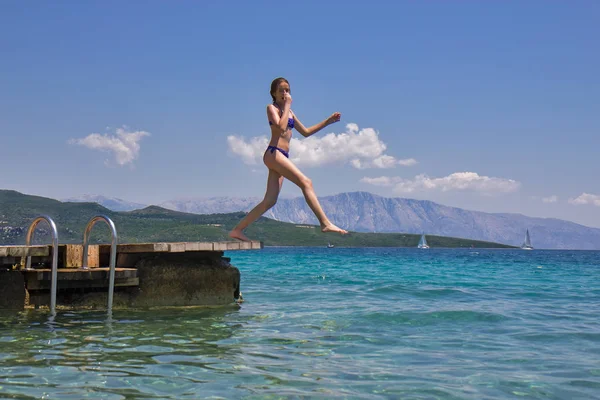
[300,177,313,190]
[263,197,277,209]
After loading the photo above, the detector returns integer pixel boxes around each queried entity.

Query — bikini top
[269,102,294,130]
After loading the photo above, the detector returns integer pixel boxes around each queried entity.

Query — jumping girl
[229,77,348,241]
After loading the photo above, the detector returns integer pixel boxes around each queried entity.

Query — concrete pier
[0,241,261,310]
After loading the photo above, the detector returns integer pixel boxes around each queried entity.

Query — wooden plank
[16,246,50,257]
[88,245,99,267]
[115,243,170,253]
[64,244,82,268]
[99,241,262,253]
[238,241,253,250]
[213,242,232,251]
[64,244,99,268]
[212,241,262,250]
[168,243,186,253]
[227,242,242,250]
[213,242,245,251]
[184,242,214,251]
[116,253,140,268]
[0,245,50,257]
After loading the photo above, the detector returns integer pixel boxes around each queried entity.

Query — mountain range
[62,192,600,249]
[1,190,508,248]
[62,194,146,212]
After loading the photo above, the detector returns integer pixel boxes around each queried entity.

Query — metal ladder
[82,215,118,313]
[25,215,59,315]
[24,214,118,315]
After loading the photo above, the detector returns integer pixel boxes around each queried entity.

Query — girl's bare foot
[229,229,251,242]
[321,224,348,235]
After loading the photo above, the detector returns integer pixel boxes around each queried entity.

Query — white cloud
[542,195,558,203]
[361,172,521,195]
[397,158,418,167]
[227,123,415,169]
[360,176,401,187]
[68,127,150,166]
[351,155,418,169]
[226,135,269,165]
[569,193,600,207]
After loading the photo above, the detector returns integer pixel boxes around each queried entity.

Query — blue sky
[1,1,599,227]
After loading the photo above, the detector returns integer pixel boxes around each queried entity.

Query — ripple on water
[0,248,599,399]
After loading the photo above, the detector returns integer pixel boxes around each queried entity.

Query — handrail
[82,215,118,312]
[25,215,59,315]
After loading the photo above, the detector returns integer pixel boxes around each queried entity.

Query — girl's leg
[229,169,284,241]
[264,152,347,235]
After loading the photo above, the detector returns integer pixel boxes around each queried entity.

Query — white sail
[521,229,533,250]
[418,234,429,249]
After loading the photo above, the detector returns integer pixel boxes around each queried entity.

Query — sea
[1,247,599,399]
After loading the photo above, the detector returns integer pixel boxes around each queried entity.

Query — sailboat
[417,234,430,249]
[521,229,534,250]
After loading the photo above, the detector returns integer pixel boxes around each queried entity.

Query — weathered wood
[3,241,262,265]
[3,242,250,309]
[184,242,214,251]
[112,241,262,253]
[239,241,253,250]
[88,245,100,267]
[99,243,170,253]
[210,241,261,250]
[168,243,186,253]
[0,245,50,257]
[64,244,99,268]
[116,253,141,268]
[213,242,241,251]
[123,243,169,253]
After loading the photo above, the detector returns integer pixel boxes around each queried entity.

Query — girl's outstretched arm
[294,112,341,138]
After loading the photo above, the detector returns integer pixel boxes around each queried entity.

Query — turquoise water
[1,248,599,399]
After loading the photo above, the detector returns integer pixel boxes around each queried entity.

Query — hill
[0,190,513,248]
[157,192,600,249]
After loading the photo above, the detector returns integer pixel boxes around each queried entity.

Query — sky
[1,1,599,227]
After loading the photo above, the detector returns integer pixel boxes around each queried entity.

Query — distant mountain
[159,197,261,215]
[158,192,600,250]
[46,190,600,249]
[62,194,147,212]
[0,190,509,248]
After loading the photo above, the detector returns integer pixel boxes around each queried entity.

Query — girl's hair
[270,77,290,102]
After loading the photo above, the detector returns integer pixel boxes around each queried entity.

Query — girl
[229,77,348,242]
